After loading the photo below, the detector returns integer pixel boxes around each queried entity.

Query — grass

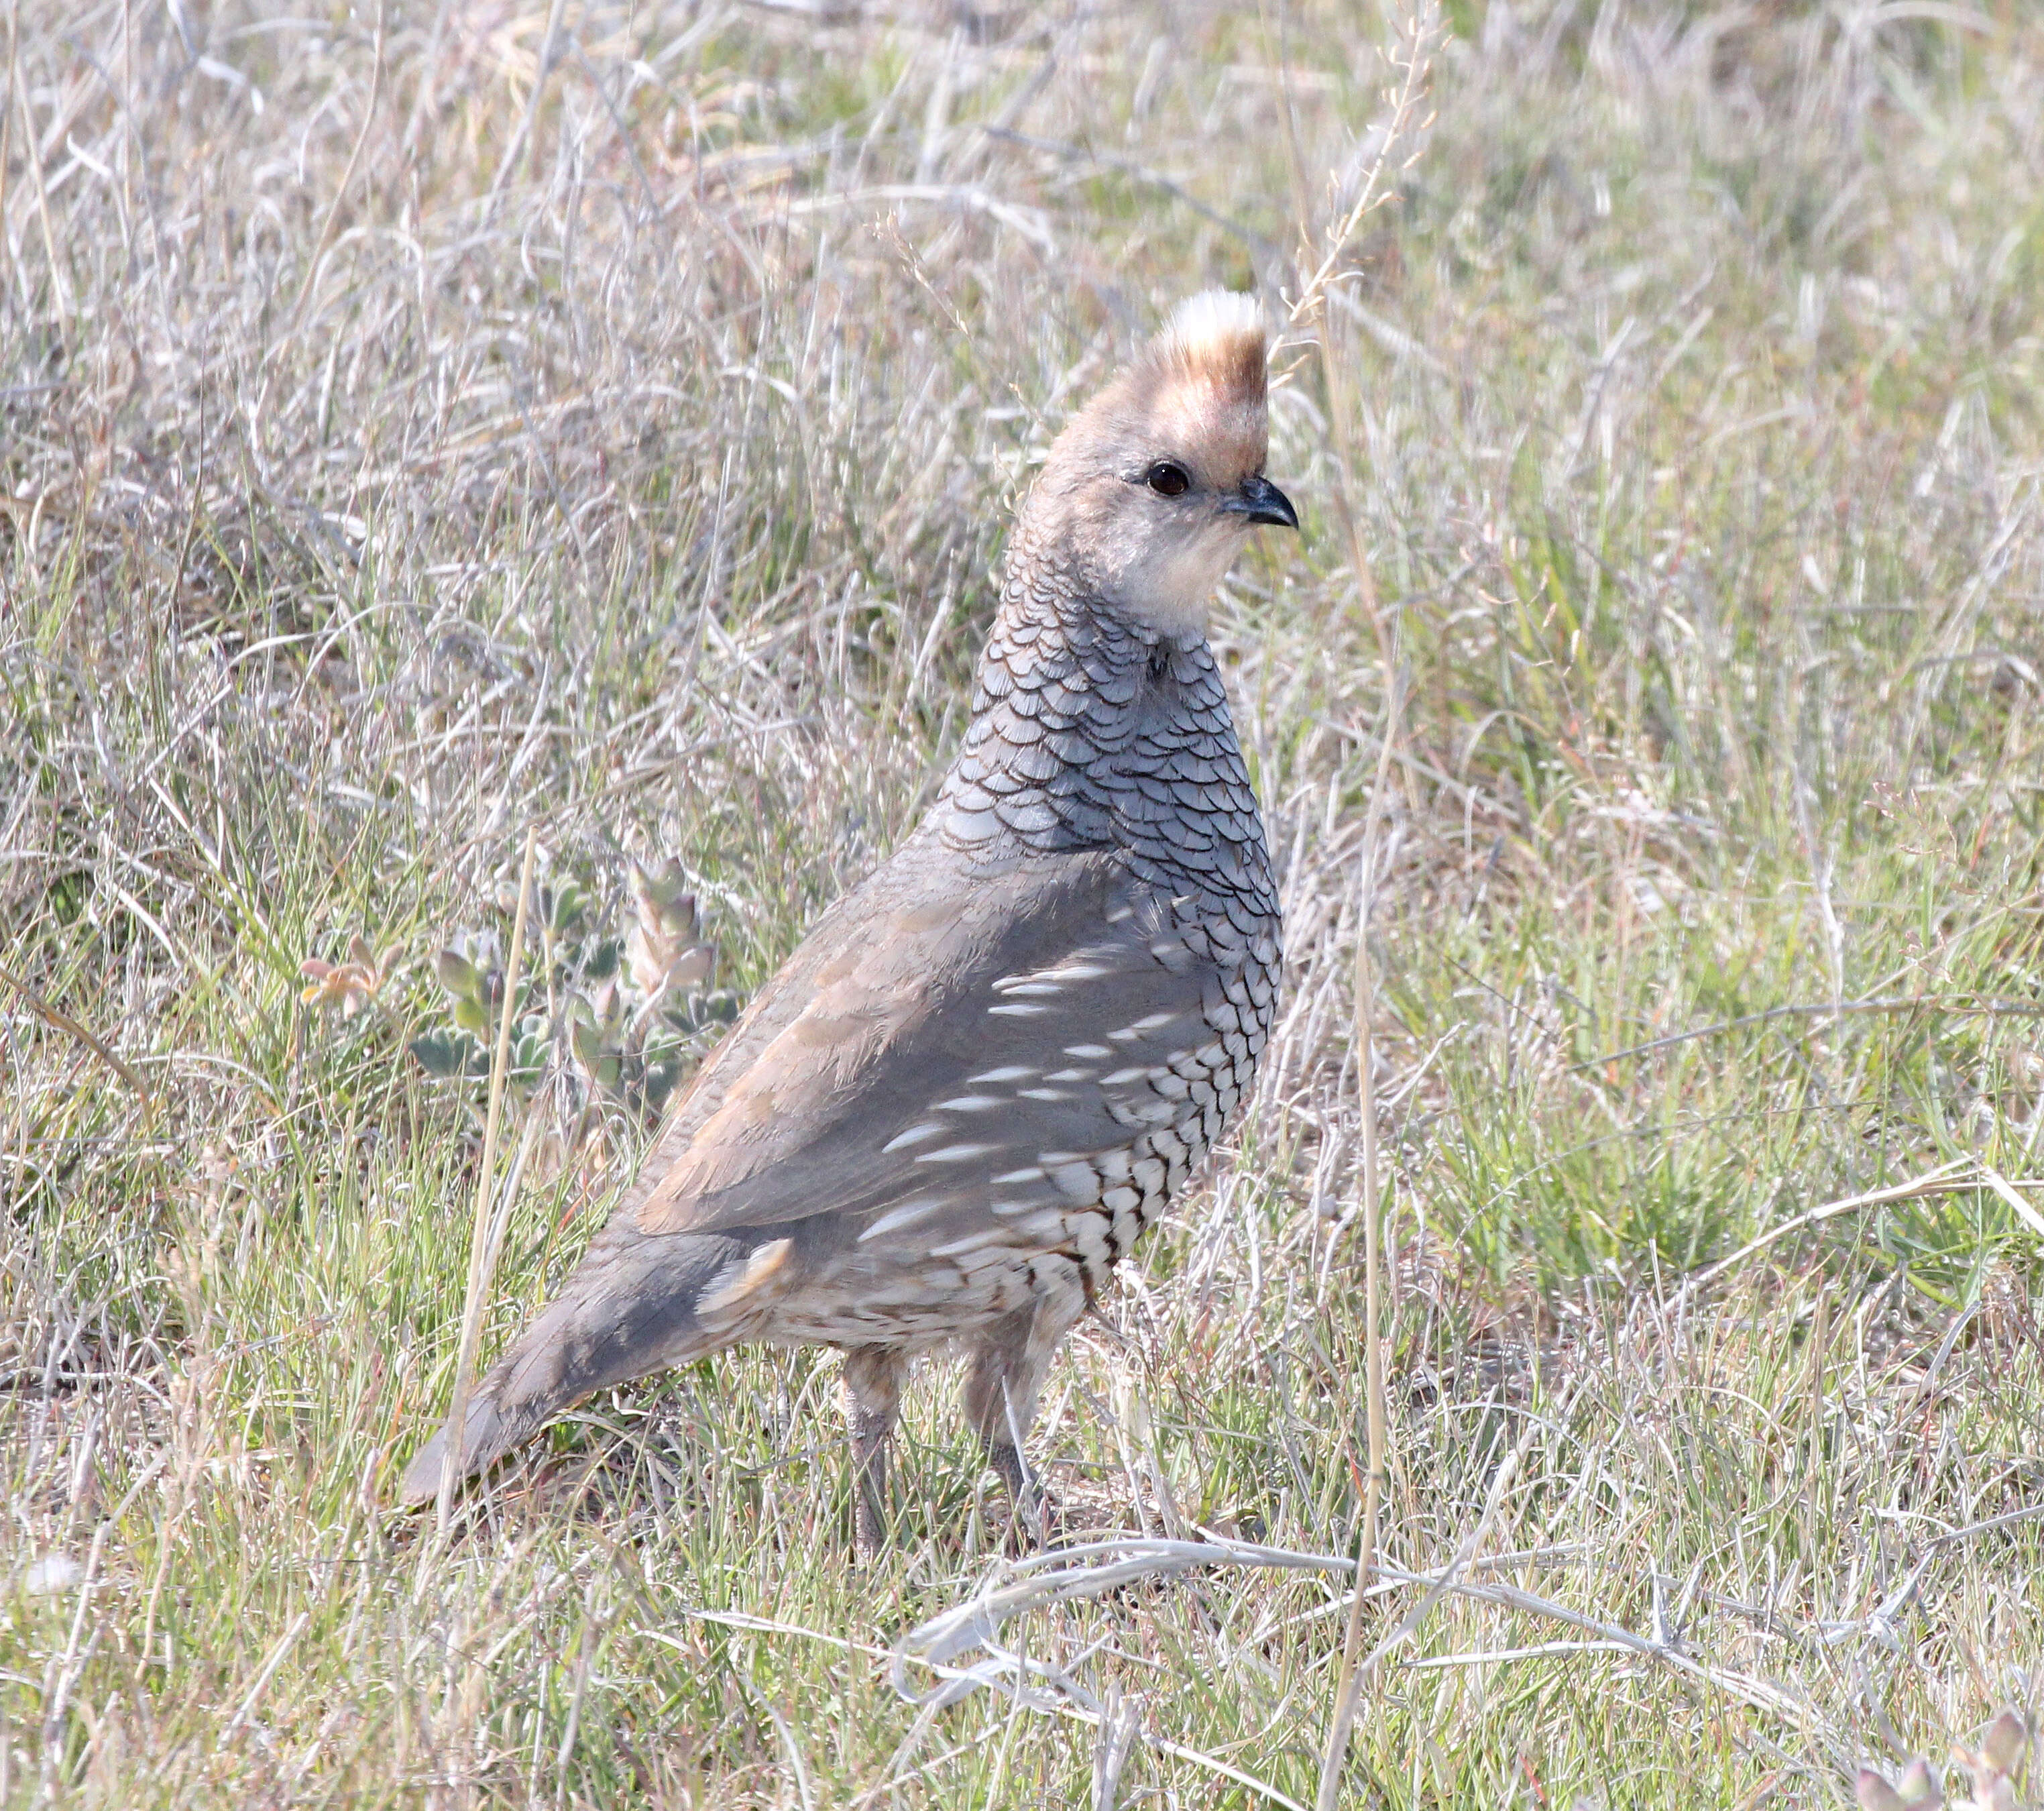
[5,0,2044,1803]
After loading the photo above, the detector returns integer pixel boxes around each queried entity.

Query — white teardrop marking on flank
[933,1095,1005,1113]
[994,981,1064,997]
[1017,1087,1070,1102]
[1063,1044,1111,1059]
[1100,1066,1153,1085]
[992,1166,1045,1185]
[1042,1068,1095,1083]
[1110,1011,1184,1042]
[881,1122,946,1154]
[858,1199,945,1242]
[988,1003,1050,1017]
[969,1065,1038,1083]
[916,1142,998,1164]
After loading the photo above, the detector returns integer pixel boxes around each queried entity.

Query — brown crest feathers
[1135,290,1268,408]
[1043,290,1272,503]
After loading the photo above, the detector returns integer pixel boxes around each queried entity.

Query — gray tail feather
[396,1229,746,1506]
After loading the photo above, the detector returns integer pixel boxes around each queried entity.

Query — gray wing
[630,832,1223,1242]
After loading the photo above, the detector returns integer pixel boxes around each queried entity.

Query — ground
[3,0,2044,1804]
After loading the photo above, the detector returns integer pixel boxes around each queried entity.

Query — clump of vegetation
[412,857,738,1127]
[1859,1707,2032,1811]
[298,935,396,1020]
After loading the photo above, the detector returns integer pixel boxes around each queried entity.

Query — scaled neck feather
[933,550,1271,924]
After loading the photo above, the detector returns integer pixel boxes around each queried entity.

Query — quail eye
[1145,461,1191,498]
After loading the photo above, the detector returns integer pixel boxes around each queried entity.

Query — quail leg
[964,1300,1079,1551]
[844,1347,907,1557]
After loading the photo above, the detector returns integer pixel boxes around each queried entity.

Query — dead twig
[1680,1160,2002,1297]
[0,959,153,1108]
[1572,994,2044,1073]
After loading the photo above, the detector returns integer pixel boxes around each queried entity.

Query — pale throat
[1107,518,1248,641]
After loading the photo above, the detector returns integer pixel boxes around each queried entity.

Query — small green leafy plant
[410,857,738,1130]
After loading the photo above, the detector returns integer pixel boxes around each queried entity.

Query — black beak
[1231,473,1299,530]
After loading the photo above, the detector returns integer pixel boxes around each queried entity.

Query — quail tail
[396,1229,750,1505]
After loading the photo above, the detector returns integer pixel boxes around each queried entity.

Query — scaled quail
[400,292,1297,1549]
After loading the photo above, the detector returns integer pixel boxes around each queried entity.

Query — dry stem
[437,826,540,1532]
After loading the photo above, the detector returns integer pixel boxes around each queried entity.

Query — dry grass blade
[1369,1563,1813,1724]
[270,0,387,361]
[1340,1378,1577,1704]
[1316,702,1402,1810]
[1288,0,1442,329]
[897,1535,1361,1678]
[1683,1161,1986,1296]
[436,826,540,1531]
